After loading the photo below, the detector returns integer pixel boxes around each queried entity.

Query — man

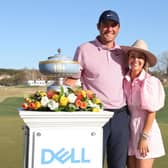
[66,10,129,168]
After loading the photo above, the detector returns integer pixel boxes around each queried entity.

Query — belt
[104,105,128,113]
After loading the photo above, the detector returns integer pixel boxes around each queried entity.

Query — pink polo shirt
[73,38,127,109]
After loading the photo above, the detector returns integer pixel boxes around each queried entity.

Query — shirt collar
[125,69,146,82]
[95,36,121,51]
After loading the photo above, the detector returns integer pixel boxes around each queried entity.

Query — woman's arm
[138,111,155,157]
[143,111,155,134]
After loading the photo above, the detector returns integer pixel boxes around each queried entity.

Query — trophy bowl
[39,49,81,91]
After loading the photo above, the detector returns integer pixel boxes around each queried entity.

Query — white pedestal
[19,110,113,168]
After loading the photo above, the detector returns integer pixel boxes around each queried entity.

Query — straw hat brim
[121,46,157,67]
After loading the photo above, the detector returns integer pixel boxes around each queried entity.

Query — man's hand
[64,78,78,88]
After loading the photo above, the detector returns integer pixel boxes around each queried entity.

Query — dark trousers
[103,106,130,168]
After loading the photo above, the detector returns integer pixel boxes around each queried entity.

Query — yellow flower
[92,107,100,112]
[25,97,32,103]
[39,90,47,97]
[95,98,101,104]
[34,101,41,110]
[21,86,103,112]
[81,90,86,98]
[60,96,68,106]
[52,94,59,101]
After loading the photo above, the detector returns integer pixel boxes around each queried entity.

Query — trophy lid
[39,48,80,76]
[47,48,71,61]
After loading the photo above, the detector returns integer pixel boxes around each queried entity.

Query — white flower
[88,100,95,107]
[88,100,101,108]
[41,96,49,107]
[67,93,77,103]
[48,100,59,110]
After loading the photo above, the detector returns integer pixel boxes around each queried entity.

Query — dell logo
[41,147,91,164]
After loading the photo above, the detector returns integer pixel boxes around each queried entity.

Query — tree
[157,51,168,74]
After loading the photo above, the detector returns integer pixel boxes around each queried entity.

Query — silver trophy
[39,48,80,91]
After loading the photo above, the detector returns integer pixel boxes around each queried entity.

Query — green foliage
[0,68,44,86]
[0,68,20,75]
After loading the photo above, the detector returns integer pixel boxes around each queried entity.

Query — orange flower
[80,101,88,109]
[28,102,36,110]
[21,86,103,112]
[86,90,94,99]
[75,99,82,107]
[77,94,83,100]
[22,103,29,110]
[75,90,84,100]
[47,90,55,99]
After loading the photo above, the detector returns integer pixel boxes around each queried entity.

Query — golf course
[0,86,167,168]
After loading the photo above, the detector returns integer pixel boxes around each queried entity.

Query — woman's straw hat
[121,40,157,67]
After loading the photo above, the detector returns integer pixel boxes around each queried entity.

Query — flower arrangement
[21,87,103,112]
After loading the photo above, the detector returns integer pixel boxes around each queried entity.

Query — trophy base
[47,84,69,92]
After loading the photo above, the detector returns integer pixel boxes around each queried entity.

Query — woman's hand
[138,138,149,157]
[138,111,155,158]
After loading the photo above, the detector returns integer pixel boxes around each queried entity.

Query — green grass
[0,97,23,116]
[157,88,168,123]
[153,123,168,168]
[0,116,24,168]
[0,87,167,168]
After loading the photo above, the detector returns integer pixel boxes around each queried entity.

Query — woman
[121,40,165,168]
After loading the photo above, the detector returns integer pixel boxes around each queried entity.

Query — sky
[0,0,168,69]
